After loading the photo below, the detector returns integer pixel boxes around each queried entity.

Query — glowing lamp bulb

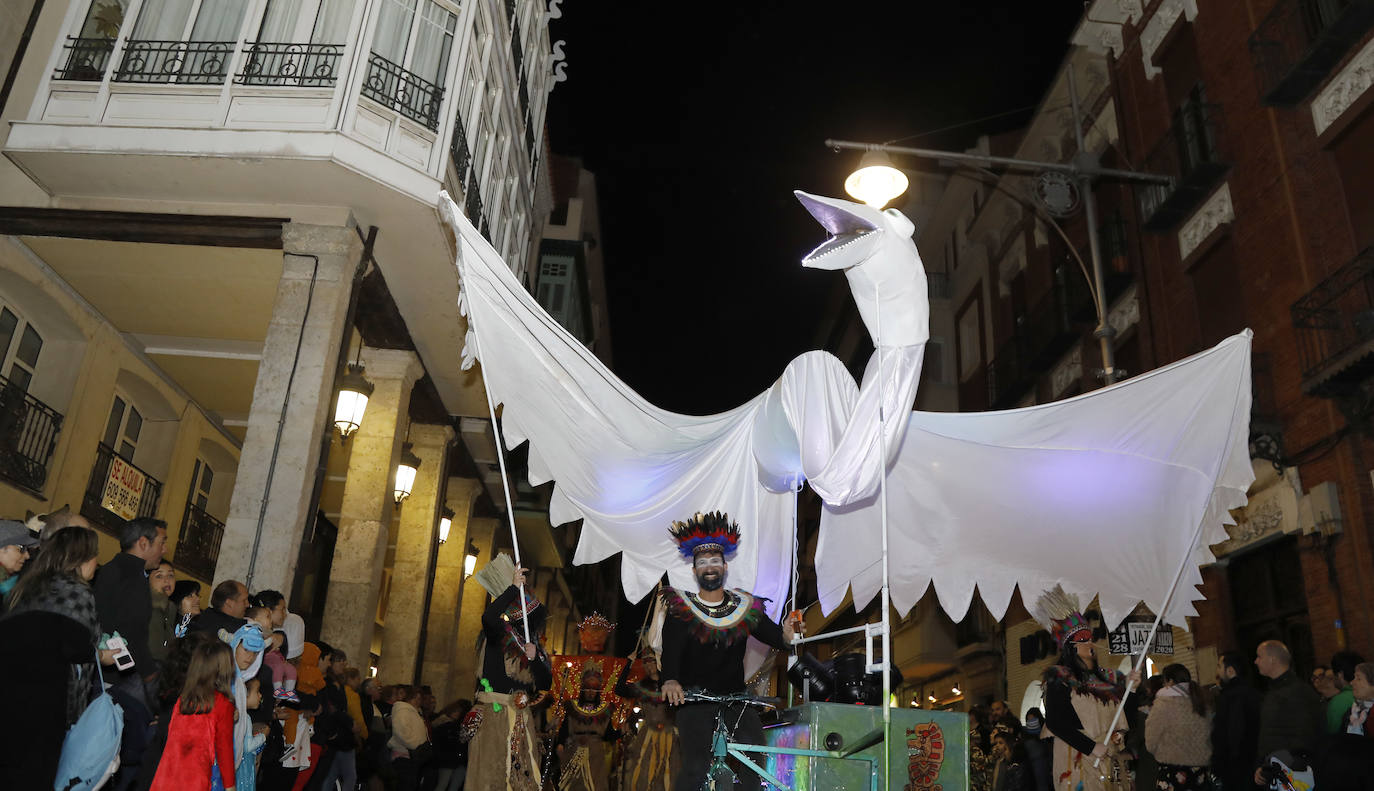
[393,443,421,503]
[464,542,479,577]
[333,363,374,438]
[844,149,909,209]
[437,506,455,544]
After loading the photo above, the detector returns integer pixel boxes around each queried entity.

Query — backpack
[54,652,125,791]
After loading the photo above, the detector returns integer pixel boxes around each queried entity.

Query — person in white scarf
[222,622,267,790]
[1143,664,1211,791]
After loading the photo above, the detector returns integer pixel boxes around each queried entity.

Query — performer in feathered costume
[614,649,679,791]
[468,554,553,791]
[549,614,633,791]
[658,512,796,791]
[1035,588,1139,791]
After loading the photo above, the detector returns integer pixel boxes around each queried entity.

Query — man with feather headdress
[657,512,796,791]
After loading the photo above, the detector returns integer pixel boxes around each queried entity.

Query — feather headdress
[1032,585,1093,649]
[669,511,741,560]
[473,552,541,620]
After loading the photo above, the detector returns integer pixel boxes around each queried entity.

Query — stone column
[319,348,422,665]
[217,224,361,593]
[376,423,455,683]
[418,477,482,702]
[447,516,497,699]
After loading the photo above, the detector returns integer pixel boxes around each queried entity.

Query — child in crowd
[222,622,267,791]
[250,605,299,701]
[150,638,238,791]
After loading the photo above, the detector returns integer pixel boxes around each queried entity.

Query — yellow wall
[0,237,240,581]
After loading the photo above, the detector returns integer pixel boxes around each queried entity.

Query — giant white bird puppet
[438,190,1253,635]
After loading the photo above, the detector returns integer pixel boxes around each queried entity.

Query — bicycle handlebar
[681,691,783,709]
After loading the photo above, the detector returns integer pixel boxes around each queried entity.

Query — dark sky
[545,3,1086,415]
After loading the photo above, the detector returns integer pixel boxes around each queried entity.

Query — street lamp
[830,72,1172,385]
[393,442,421,503]
[464,541,480,577]
[438,506,455,544]
[844,149,909,209]
[334,362,374,438]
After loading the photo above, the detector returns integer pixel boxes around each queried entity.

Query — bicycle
[680,690,782,791]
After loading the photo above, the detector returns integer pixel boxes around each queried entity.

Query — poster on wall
[102,456,146,521]
[1108,617,1173,656]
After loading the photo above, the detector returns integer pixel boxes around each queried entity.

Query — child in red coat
[151,638,239,791]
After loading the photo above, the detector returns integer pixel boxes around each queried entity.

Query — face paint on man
[694,553,726,591]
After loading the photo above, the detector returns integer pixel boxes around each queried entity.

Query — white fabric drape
[437,191,1253,629]
[370,0,415,63]
[257,0,305,41]
[310,0,355,44]
[189,0,248,40]
[132,0,192,39]
[411,1,455,85]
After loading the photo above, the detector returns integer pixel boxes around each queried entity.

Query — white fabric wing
[438,191,1252,630]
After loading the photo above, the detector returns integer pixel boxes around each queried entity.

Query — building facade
[0,0,586,699]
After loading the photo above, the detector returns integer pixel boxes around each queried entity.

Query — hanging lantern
[438,506,455,544]
[334,363,374,438]
[464,541,479,578]
[394,442,421,503]
[844,149,909,209]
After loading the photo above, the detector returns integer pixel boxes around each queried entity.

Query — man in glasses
[658,511,797,791]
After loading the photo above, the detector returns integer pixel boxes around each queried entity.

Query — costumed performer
[1036,589,1139,791]
[468,553,553,791]
[549,613,634,791]
[614,649,679,791]
[555,664,619,791]
[658,512,797,791]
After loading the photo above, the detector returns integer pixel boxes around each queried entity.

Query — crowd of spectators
[0,510,473,791]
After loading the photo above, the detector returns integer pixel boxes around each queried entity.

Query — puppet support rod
[459,254,533,647]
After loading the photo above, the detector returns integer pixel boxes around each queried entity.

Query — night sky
[545,3,1086,415]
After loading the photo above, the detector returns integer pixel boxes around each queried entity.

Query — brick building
[813,0,1374,713]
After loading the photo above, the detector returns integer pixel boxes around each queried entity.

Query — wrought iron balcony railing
[54,36,116,81]
[176,501,225,582]
[450,114,473,188]
[237,42,343,87]
[985,266,1094,408]
[465,176,485,225]
[1137,99,1230,231]
[81,442,163,534]
[0,377,63,494]
[1249,0,1374,106]
[1292,246,1374,396]
[361,52,444,131]
[113,39,236,84]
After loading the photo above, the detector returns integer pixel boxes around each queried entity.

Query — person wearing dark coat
[1212,651,1261,791]
[1253,640,1323,783]
[92,517,167,685]
[188,578,250,636]
[0,525,110,790]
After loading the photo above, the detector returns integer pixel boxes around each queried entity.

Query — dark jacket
[93,551,154,674]
[1211,676,1261,783]
[187,606,247,638]
[1255,669,1322,767]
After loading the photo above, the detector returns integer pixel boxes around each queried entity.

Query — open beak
[795,191,881,270]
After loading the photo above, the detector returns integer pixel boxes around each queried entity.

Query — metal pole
[824,140,1172,186]
[1067,69,1120,385]
[455,228,534,647]
[872,293,893,785]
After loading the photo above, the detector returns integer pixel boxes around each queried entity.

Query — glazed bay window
[362,0,457,130]
[0,306,62,493]
[114,0,250,84]
[239,0,353,86]
[56,0,130,80]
